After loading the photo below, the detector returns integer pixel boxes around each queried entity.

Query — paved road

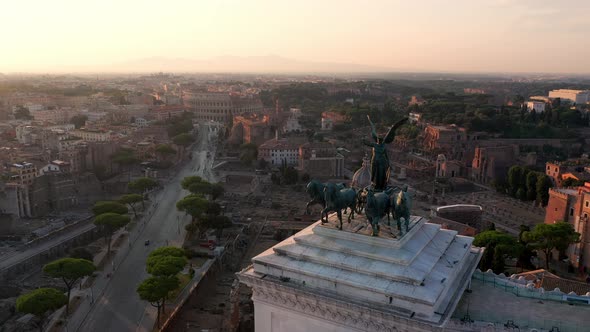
[72,126,217,332]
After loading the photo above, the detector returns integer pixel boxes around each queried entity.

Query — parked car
[144,240,150,246]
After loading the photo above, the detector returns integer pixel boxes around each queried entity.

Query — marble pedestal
[238,213,483,332]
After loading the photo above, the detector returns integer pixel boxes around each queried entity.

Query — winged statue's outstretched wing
[384,117,408,144]
[367,115,378,142]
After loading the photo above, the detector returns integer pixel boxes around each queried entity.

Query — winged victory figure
[362,116,408,191]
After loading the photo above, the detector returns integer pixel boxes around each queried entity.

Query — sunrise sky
[1,0,589,73]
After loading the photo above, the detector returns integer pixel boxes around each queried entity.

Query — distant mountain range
[105,55,395,73]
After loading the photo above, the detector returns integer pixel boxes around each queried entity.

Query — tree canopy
[111,148,138,166]
[148,246,186,258]
[94,213,131,254]
[474,230,520,274]
[172,133,194,146]
[69,114,88,129]
[119,193,143,218]
[239,143,258,165]
[92,201,128,216]
[69,247,93,261]
[524,222,580,269]
[505,166,552,207]
[94,212,130,230]
[137,276,179,328]
[16,288,67,318]
[43,258,95,314]
[166,114,194,138]
[146,255,187,276]
[155,144,176,155]
[14,105,33,120]
[129,177,158,193]
[181,176,224,200]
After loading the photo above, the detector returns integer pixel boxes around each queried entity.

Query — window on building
[570,208,574,216]
[586,201,589,208]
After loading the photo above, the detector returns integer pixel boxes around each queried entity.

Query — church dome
[351,155,371,189]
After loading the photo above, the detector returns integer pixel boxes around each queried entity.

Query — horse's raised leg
[320,208,327,224]
[337,210,343,230]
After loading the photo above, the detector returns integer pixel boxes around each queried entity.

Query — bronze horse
[305,180,345,214]
[391,187,412,235]
[321,183,357,230]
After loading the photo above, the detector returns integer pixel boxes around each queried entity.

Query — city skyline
[2,0,590,74]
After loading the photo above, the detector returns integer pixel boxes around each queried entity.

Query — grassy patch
[168,273,191,301]
[190,257,207,268]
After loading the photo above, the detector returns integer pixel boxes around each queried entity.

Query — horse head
[395,190,408,206]
[306,179,323,198]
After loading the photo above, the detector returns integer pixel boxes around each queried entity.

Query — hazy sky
[1,0,589,73]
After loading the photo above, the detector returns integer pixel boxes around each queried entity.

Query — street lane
[74,125,217,332]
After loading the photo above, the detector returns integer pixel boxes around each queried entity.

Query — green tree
[94,213,130,255]
[148,246,186,258]
[176,194,209,236]
[517,225,535,269]
[145,246,187,315]
[525,172,539,201]
[69,114,88,129]
[69,247,93,261]
[137,276,179,328]
[172,133,194,146]
[202,214,232,239]
[14,105,33,120]
[16,288,67,332]
[239,143,258,165]
[524,222,580,270]
[208,183,225,200]
[536,174,553,206]
[155,144,176,161]
[166,117,194,137]
[112,148,138,165]
[474,230,519,273]
[507,166,525,197]
[492,246,505,273]
[43,258,96,315]
[516,187,526,201]
[92,201,128,216]
[129,177,158,193]
[111,148,138,180]
[181,176,224,200]
[562,177,585,187]
[146,255,187,276]
[119,193,143,217]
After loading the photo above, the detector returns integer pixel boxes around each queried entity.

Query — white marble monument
[238,213,483,332]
